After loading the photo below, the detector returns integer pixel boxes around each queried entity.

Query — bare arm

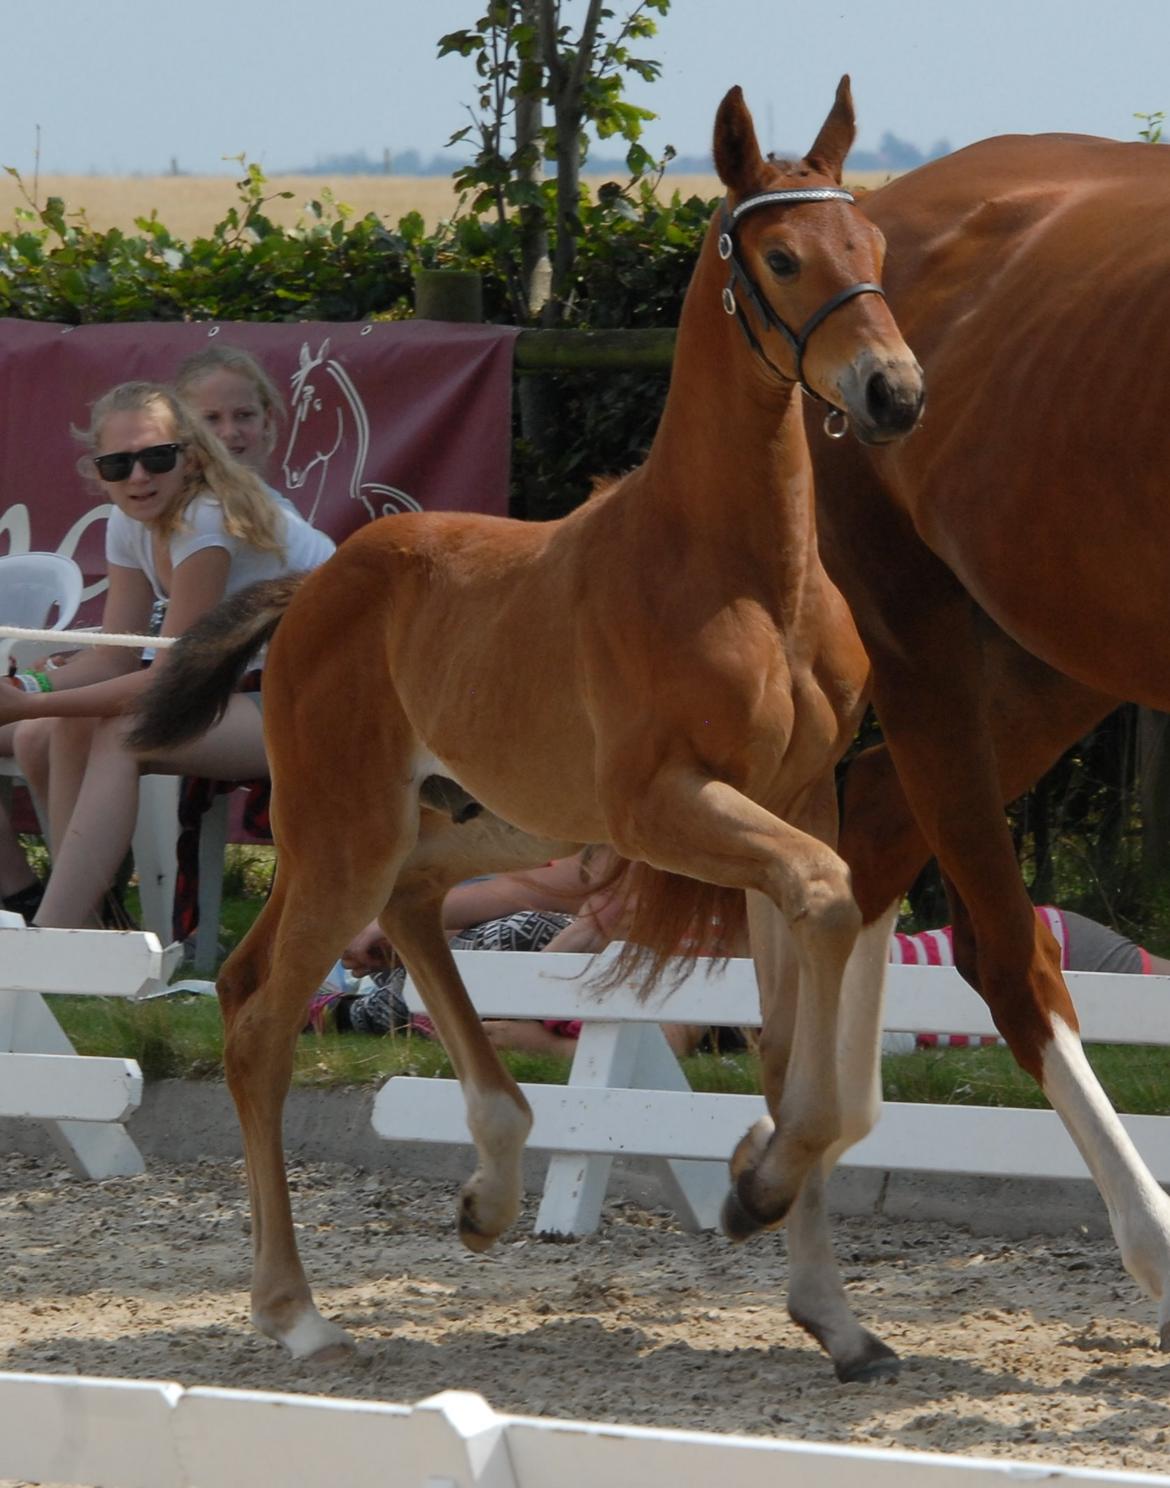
[440,850,620,931]
[0,548,231,723]
[342,852,615,971]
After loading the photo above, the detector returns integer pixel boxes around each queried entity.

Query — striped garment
[888,908,1068,1048]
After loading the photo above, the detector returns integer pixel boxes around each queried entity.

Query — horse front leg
[783,904,901,1381]
[608,767,860,1234]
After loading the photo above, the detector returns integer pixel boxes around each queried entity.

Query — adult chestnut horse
[812,133,1170,1351]
[130,80,922,1377]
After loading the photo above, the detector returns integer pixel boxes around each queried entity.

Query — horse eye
[766,249,799,279]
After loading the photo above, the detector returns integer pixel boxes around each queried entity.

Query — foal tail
[126,574,305,753]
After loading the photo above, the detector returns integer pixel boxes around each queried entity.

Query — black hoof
[457,1199,497,1253]
[1159,1319,1170,1353]
[720,1188,764,1243]
[836,1341,901,1385]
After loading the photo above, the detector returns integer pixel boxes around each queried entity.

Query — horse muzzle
[834,351,925,445]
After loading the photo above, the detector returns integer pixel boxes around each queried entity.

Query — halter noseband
[718,187,885,409]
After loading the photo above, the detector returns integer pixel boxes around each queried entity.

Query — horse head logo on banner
[282,338,422,525]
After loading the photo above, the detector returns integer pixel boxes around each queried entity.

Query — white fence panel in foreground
[0,1373,1165,1488]
[0,919,180,1180]
[373,950,1170,1235]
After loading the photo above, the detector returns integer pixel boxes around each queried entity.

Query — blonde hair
[174,343,285,450]
[77,381,284,554]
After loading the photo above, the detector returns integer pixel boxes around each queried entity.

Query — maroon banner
[0,318,519,616]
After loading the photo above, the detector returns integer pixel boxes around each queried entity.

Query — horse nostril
[866,371,923,433]
[866,371,893,422]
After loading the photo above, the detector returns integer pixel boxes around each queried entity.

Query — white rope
[0,624,175,650]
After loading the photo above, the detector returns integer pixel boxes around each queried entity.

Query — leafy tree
[439,0,673,325]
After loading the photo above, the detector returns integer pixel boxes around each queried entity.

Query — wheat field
[0,170,896,241]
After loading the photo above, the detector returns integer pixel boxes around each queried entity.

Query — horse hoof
[268,1312,357,1362]
[305,1337,359,1366]
[721,1188,765,1243]
[458,1201,501,1253]
[836,1341,901,1385]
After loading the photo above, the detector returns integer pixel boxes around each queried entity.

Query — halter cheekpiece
[718,186,885,412]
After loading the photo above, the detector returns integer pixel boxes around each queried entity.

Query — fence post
[413,270,484,323]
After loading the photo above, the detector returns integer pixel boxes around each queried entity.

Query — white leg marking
[830,903,899,1161]
[261,1308,355,1361]
[1043,1015,1170,1321]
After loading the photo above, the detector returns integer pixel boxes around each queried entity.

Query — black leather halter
[718,187,885,403]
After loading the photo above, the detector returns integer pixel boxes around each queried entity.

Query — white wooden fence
[0,915,180,1178]
[374,950,1170,1235]
[0,1373,1164,1488]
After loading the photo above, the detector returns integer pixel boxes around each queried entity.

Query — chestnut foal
[131,81,922,1378]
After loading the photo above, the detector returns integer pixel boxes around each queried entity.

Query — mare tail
[126,575,305,753]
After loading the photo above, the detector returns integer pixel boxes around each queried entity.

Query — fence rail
[0,1373,1162,1488]
[373,951,1170,1235]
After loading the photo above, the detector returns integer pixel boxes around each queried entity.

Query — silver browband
[728,187,855,226]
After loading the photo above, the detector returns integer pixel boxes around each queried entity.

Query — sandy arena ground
[1,1152,1168,1476]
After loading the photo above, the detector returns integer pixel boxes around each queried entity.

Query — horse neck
[641,230,817,564]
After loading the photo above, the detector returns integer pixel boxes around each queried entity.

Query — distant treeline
[282,131,951,178]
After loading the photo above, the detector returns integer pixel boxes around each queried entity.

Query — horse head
[710,79,924,445]
[281,339,345,521]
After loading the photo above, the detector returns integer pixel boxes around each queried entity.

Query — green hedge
[0,166,717,515]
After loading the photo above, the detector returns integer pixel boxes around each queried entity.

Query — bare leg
[33,697,268,929]
[0,721,40,899]
[36,717,99,860]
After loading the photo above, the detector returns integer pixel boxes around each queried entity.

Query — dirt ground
[1,1152,1168,1477]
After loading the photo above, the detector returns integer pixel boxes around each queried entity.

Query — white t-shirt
[105,492,335,602]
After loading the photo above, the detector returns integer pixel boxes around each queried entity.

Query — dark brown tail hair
[126,574,305,754]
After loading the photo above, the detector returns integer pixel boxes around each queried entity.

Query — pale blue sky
[5,0,1167,175]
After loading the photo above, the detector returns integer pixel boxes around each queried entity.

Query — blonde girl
[3,380,334,928]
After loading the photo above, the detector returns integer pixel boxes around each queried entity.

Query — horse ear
[806,75,856,183]
[713,86,766,195]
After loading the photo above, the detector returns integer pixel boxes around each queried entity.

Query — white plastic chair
[0,551,84,672]
[0,550,85,823]
[0,552,227,965]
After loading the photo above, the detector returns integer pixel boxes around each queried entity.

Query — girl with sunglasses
[1,379,334,929]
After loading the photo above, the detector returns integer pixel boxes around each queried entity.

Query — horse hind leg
[218,778,422,1359]
[380,813,575,1250]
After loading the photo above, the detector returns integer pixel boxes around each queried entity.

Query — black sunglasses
[92,442,185,483]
